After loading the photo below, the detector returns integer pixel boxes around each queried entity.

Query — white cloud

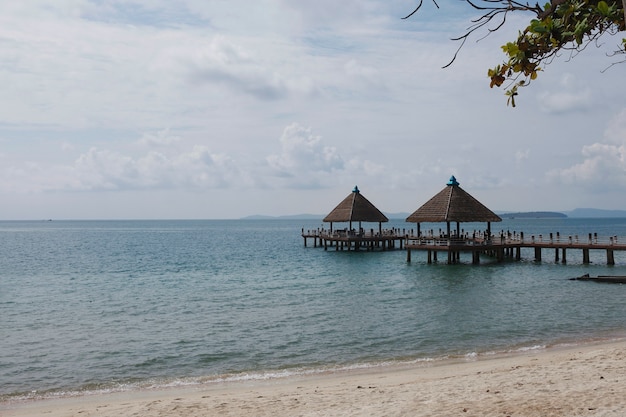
[183,36,290,100]
[0,144,244,194]
[266,123,345,188]
[138,129,182,147]
[604,108,626,143]
[0,1,624,218]
[548,109,626,189]
[537,73,594,113]
[70,145,244,191]
[515,149,530,164]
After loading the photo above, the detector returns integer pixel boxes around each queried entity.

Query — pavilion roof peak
[447,175,459,186]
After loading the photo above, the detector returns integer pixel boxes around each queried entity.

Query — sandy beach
[3,340,626,417]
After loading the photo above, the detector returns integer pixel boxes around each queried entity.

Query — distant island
[242,208,626,220]
[565,208,626,218]
[498,211,567,219]
[241,212,411,220]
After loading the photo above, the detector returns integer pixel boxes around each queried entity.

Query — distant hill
[566,208,626,218]
[242,208,626,220]
[241,214,322,220]
[241,212,411,220]
[498,211,567,219]
[384,212,411,219]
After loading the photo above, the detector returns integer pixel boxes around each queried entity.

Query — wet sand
[3,339,626,417]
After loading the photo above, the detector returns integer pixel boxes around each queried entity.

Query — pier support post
[406,249,411,263]
[534,247,542,262]
[607,249,615,265]
[472,250,480,265]
[582,249,590,264]
[427,250,432,264]
[562,248,567,264]
[554,248,559,262]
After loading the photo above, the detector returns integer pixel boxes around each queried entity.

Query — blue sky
[0,1,624,219]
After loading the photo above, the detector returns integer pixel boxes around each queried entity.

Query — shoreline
[4,338,626,417]
[0,335,610,402]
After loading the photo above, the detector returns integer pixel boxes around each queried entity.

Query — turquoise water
[2,218,626,400]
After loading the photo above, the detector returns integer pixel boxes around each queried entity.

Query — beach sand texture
[3,340,626,417]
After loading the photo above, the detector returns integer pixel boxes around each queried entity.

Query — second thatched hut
[406,176,501,241]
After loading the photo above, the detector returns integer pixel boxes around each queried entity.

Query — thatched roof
[323,186,389,223]
[406,176,501,223]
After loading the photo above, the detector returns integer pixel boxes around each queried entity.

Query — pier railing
[404,231,626,265]
[301,227,407,250]
[406,232,625,248]
[302,227,406,239]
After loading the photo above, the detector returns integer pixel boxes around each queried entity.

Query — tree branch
[537,0,568,19]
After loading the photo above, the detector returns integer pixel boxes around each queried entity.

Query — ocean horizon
[2,218,626,401]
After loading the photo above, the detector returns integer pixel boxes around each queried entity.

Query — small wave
[0,357,444,403]
[514,344,546,353]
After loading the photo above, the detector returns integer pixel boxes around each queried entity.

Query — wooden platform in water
[570,274,626,284]
[405,235,626,265]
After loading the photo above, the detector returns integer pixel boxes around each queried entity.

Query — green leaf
[597,1,609,16]
[530,19,549,33]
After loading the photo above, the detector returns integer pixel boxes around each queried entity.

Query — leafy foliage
[406,0,625,106]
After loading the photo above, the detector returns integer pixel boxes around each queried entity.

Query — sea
[2,217,626,402]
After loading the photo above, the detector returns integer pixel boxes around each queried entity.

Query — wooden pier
[302,228,405,251]
[405,232,626,265]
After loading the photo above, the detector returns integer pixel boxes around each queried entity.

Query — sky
[0,1,624,220]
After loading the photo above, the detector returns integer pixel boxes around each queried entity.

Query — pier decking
[302,228,405,251]
[405,232,626,265]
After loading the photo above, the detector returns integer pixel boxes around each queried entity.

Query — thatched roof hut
[323,186,388,232]
[406,176,501,237]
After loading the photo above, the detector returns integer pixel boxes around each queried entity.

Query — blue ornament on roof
[447,176,459,186]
